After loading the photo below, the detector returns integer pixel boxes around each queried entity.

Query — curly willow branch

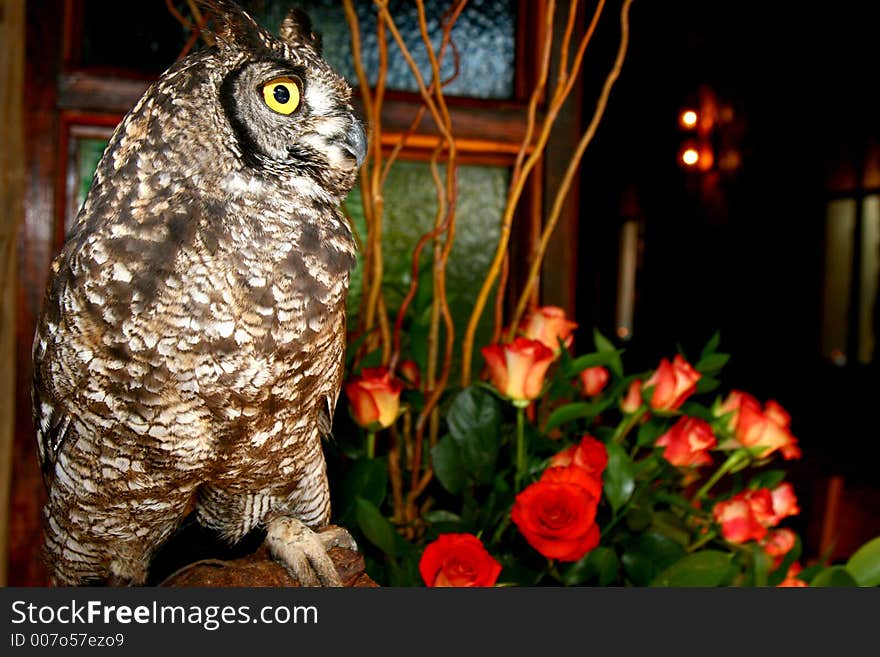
[510,0,633,333]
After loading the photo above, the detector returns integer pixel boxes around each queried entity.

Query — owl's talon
[266,517,353,587]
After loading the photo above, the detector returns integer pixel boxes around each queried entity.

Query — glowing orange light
[681,148,700,166]
[680,109,698,129]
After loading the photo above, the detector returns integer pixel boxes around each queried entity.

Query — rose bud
[549,435,608,480]
[512,466,601,562]
[397,359,421,389]
[481,337,555,402]
[655,416,717,467]
[644,354,701,411]
[621,380,643,414]
[345,367,403,430]
[713,496,768,543]
[519,305,578,355]
[419,533,502,587]
[579,366,610,397]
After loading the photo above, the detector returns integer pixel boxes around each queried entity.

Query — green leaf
[810,565,859,587]
[604,442,635,513]
[422,510,463,525]
[431,435,466,494]
[594,329,624,375]
[695,352,730,374]
[845,535,880,586]
[622,533,686,586]
[335,458,388,525]
[748,469,787,491]
[695,376,721,394]
[650,550,732,587]
[636,420,668,447]
[543,400,611,433]
[355,497,400,557]
[445,386,502,485]
[700,331,722,360]
[750,542,771,587]
[565,350,626,377]
[562,547,619,586]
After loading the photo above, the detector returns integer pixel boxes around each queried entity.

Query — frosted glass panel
[821,199,855,365]
[250,0,517,99]
[344,161,508,375]
[859,195,880,364]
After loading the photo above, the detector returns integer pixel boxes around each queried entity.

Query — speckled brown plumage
[32,0,366,586]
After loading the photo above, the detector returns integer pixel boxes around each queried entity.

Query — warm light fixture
[681,147,700,167]
[679,109,698,130]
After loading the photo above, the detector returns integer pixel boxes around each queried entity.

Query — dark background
[579,1,880,470]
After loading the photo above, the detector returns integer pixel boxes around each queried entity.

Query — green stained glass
[344,160,508,380]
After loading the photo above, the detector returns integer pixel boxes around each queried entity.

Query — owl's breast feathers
[34,162,356,479]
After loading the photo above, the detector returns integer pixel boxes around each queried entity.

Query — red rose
[549,435,608,481]
[419,533,502,587]
[519,305,578,354]
[579,366,610,397]
[716,391,801,460]
[621,380,643,414]
[713,497,768,543]
[345,367,403,429]
[655,416,717,467]
[481,337,555,402]
[512,466,601,561]
[643,355,701,411]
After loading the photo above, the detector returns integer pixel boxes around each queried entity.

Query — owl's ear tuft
[279,8,323,55]
[196,0,271,51]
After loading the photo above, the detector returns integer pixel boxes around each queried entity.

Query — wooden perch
[159,543,378,588]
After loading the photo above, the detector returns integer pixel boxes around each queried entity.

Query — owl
[32,0,367,586]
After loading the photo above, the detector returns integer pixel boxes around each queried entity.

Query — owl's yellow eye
[262,77,301,115]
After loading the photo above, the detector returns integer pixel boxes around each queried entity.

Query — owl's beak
[345,120,368,168]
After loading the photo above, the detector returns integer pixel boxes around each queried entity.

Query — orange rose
[655,416,717,467]
[549,435,608,482]
[579,366,610,397]
[419,533,502,587]
[643,355,701,411]
[481,337,555,402]
[519,305,578,354]
[762,528,797,569]
[769,482,800,523]
[397,359,421,389]
[511,466,601,561]
[713,497,768,543]
[345,367,403,429]
[716,391,801,460]
[777,562,808,587]
[621,380,643,414]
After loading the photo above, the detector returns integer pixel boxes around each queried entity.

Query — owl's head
[196,0,367,198]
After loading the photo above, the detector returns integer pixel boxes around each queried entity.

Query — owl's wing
[32,336,73,484]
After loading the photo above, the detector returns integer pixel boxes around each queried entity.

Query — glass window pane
[248,0,517,99]
[821,199,855,365]
[859,195,880,364]
[344,161,508,377]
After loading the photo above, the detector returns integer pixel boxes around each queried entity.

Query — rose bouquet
[329,307,880,587]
